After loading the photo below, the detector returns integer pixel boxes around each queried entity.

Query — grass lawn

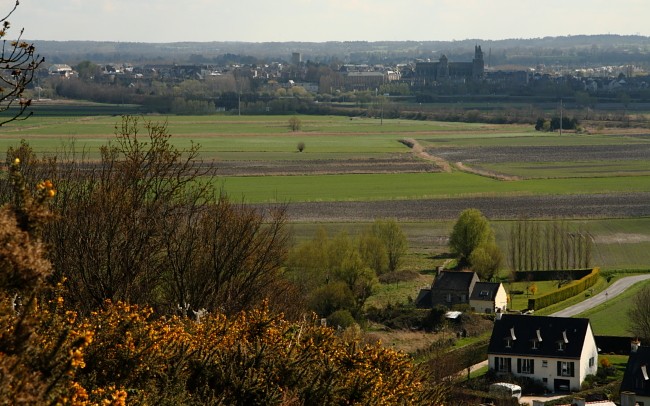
[505,280,560,312]
[577,279,650,336]
[600,354,629,378]
[365,272,432,309]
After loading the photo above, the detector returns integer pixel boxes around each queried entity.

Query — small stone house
[415,270,479,308]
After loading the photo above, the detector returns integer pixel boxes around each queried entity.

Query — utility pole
[559,99,563,136]
[381,93,389,126]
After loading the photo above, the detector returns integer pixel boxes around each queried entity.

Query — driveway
[519,393,566,404]
[551,273,650,317]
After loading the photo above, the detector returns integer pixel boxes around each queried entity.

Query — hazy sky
[11,0,650,43]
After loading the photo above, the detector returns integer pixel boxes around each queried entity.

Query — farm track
[261,192,650,222]
[400,138,452,172]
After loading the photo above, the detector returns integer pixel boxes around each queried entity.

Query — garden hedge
[527,268,600,310]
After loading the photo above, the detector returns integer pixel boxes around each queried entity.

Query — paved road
[551,274,650,318]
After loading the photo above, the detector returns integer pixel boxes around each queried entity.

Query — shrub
[308,281,355,317]
[297,141,305,152]
[288,116,302,131]
[327,309,357,329]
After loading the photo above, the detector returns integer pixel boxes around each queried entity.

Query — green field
[577,279,650,336]
[3,111,650,273]
[215,172,650,203]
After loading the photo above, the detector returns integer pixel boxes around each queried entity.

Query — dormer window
[480,290,489,297]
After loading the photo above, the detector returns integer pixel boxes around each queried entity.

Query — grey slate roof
[432,271,477,291]
[415,288,432,308]
[621,346,650,396]
[487,314,591,359]
[470,282,502,301]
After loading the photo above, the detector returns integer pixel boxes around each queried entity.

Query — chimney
[572,398,586,406]
[620,391,637,406]
[495,312,503,321]
[632,339,641,353]
[436,266,444,276]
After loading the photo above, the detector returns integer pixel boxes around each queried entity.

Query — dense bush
[327,309,357,329]
[365,302,432,330]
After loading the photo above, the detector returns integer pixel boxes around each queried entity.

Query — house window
[558,361,575,377]
[589,357,595,368]
[496,357,511,373]
[446,293,452,303]
[518,358,534,374]
[542,360,548,368]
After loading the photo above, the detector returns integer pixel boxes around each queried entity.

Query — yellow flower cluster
[4,289,437,405]
[36,179,56,198]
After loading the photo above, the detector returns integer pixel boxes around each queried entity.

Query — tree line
[508,219,593,272]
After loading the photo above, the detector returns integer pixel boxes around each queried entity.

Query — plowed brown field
[264,192,650,222]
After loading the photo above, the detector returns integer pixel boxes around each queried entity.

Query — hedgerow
[527,268,600,310]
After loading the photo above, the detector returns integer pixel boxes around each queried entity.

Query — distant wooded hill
[31,35,650,67]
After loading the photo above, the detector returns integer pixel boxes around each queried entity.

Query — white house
[487,314,598,393]
[469,282,507,314]
[48,64,74,77]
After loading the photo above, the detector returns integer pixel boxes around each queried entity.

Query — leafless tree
[628,286,650,340]
[0,1,44,126]
[36,116,291,316]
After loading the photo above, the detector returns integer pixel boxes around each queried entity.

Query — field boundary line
[400,138,452,172]
[453,162,522,181]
